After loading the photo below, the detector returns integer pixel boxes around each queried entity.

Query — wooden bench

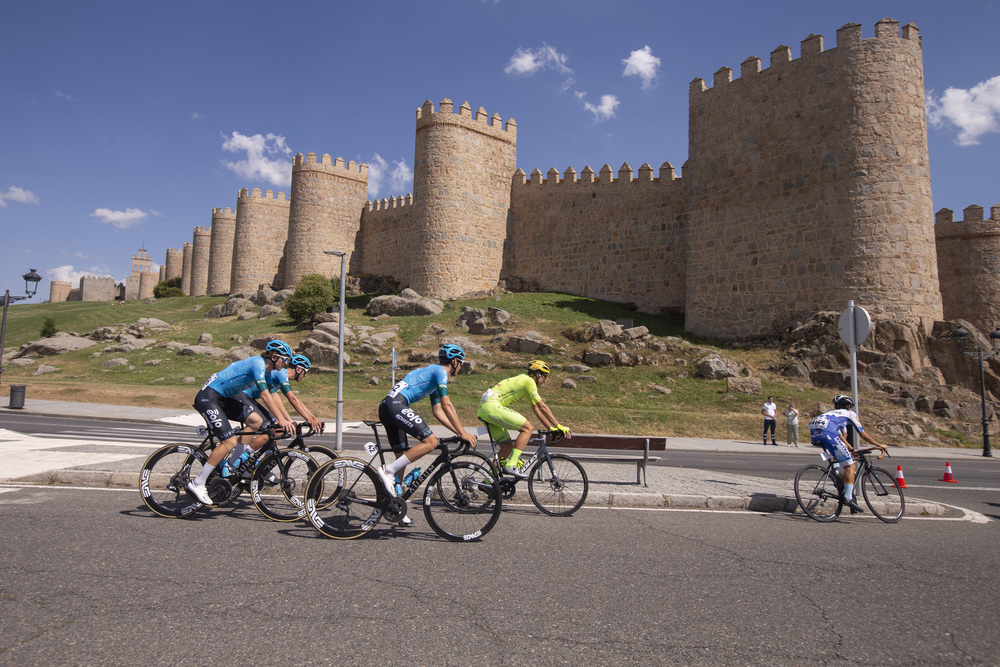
[552,434,665,487]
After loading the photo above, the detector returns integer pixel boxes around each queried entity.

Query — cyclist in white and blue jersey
[809,394,887,513]
[186,340,295,505]
[374,344,477,499]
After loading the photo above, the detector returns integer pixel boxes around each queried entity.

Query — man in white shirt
[761,396,777,446]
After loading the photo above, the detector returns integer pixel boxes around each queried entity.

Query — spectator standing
[762,396,777,446]
[784,403,800,447]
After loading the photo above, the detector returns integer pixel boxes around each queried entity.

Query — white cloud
[90,207,149,229]
[927,75,1000,146]
[622,45,661,90]
[46,264,113,284]
[504,43,572,77]
[367,154,413,199]
[581,93,620,122]
[221,131,293,186]
[55,90,76,101]
[192,113,204,120]
[0,185,40,207]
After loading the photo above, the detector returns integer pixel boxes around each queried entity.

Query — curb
[5,470,946,517]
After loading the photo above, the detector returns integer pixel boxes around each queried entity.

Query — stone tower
[164,247,183,281]
[406,98,517,298]
[230,188,290,293]
[935,204,1000,333]
[684,19,941,338]
[190,226,212,297]
[49,280,71,303]
[284,152,368,289]
[207,207,236,296]
[181,242,193,296]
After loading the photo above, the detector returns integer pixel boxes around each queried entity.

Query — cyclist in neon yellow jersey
[477,360,571,478]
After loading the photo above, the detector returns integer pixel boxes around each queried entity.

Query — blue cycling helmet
[439,344,465,363]
[290,354,311,370]
[265,340,293,358]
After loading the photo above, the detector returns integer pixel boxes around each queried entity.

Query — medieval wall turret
[284,152,368,289]
[936,204,1000,332]
[180,242,193,295]
[684,19,941,338]
[190,226,211,297]
[230,188,290,293]
[49,280,71,303]
[164,248,183,281]
[80,275,115,302]
[207,207,236,295]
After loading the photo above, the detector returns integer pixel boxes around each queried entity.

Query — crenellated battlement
[935,204,1000,238]
[514,161,680,187]
[292,151,368,182]
[211,207,233,216]
[238,187,289,202]
[193,226,210,234]
[415,97,516,143]
[690,18,919,95]
[366,193,414,212]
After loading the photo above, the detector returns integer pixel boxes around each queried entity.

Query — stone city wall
[230,188,290,293]
[935,204,1000,333]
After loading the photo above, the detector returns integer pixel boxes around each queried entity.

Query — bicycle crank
[384,496,407,522]
[207,478,233,503]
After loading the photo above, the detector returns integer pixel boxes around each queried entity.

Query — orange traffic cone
[895,465,908,489]
[939,462,958,483]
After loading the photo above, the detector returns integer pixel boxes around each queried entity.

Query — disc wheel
[794,464,843,522]
[861,466,905,523]
[139,444,206,518]
[423,461,502,541]
[304,458,384,539]
[527,454,589,516]
[250,448,318,522]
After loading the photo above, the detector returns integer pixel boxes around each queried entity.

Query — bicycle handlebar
[533,429,566,445]
[855,446,889,458]
[437,435,475,456]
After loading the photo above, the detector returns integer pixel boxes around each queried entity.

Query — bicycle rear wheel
[527,454,588,516]
[794,464,843,522]
[861,466,905,523]
[304,444,339,469]
[304,458,383,539]
[139,444,205,518]
[423,461,502,541]
[250,448,317,522]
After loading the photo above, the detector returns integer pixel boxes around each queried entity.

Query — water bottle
[402,468,421,488]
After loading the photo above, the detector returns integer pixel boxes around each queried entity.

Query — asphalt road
[1,486,997,664]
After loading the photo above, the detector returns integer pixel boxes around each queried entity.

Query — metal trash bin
[8,385,26,409]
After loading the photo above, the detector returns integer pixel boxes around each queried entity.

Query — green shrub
[153,277,183,299]
[285,273,335,323]
[40,316,58,338]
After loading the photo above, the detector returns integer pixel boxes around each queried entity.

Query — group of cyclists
[186,339,573,521]
[186,333,885,519]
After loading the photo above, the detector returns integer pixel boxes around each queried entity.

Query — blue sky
[1,0,998,301]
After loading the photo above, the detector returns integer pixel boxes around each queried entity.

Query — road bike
[139,422,333,522]
[794,446,905,523]
[303,422,502,541]
[471,425,589,516]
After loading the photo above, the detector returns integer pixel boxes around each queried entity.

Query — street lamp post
[0,269,43,386]
[323,251,347,452]
[950,325,1000,458]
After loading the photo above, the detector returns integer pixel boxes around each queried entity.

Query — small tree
[285,273,336,323]
[40,317,58,338]
[153,277,184,298]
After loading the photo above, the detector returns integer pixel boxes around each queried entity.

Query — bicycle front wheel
[250,448,317,522]
[304,458,383,539]
[794,464,843,522]
[423,461,502,541]
[861,466,905,523]
[527,454,589,516]
[139,444,206,518]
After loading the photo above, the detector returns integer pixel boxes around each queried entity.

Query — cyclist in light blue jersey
[375,344,477,499]
[186,340,295,505]
[809,394,887,513]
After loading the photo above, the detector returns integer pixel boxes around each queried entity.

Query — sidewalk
[1,398,969,517]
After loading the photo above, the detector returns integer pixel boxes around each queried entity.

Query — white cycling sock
[195,463,217,485]
[385,455,411,476]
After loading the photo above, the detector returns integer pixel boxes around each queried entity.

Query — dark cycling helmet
[439,344,465,363]
[527,360,550,375]
[290,354,311,370]
[265,340,293,358]
[833,394,854,410]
